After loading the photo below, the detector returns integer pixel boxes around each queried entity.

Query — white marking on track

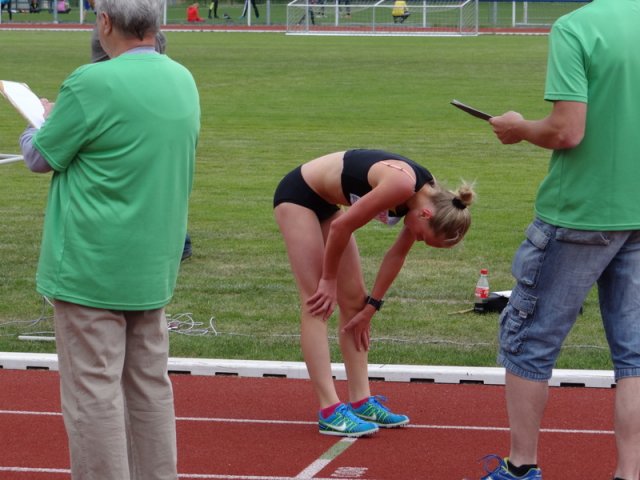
[0,409,615,435]
[296,438,358,478]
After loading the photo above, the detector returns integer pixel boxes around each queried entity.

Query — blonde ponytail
[429,181,476,244]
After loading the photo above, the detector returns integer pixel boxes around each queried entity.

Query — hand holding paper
[0,80,46,129]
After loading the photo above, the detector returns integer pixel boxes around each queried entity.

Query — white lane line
[0,467,70,473]
[178,416,312,425]
[0,409,615,435]
[0,469,346,479]
[0,410,614,479]
[0,409,61,416]
[295,437,358,479]
[178,475,350,479]
[408,424,614,435]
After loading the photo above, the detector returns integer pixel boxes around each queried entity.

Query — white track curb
[0,352,615,389]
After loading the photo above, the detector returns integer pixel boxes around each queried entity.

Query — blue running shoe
[318,403,379,437]
[478,455,542,480]
[349,395,409,428]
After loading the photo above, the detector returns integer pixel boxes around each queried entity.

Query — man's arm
[489,100,587,150]
[20,127,53,173]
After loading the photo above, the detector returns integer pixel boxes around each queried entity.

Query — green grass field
[0,30,612,370]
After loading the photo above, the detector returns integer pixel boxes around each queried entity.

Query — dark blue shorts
[273,166,340,222]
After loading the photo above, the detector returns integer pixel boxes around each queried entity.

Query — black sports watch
[365,295,384,311]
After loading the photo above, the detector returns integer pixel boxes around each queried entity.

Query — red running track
[0,369,616,479]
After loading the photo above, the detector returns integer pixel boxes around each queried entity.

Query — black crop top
[341,149,435,223]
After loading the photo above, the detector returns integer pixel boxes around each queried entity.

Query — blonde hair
[429,181,476,244]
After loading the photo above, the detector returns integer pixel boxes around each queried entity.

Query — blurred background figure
[392,0,410,23]
[187,2,205,22]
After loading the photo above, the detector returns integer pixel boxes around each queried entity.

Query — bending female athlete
[273,149,475,437]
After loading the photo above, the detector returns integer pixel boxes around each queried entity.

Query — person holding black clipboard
[466,1,640,479]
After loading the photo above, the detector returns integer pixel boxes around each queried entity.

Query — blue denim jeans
[498,218,640,381]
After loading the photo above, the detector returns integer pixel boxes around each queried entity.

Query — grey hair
[95,0,162,40]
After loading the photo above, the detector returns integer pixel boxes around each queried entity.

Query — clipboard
[0,80,45,129]
[450,99,493,122]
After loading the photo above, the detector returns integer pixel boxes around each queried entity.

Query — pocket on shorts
[499,287,537,355]
[512,220,552,288]
[555,228,611,246]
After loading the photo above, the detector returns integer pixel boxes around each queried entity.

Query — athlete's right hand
[307,278,337,321]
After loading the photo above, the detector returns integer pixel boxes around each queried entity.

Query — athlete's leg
[330,226,369,403]
[275,203,340,408]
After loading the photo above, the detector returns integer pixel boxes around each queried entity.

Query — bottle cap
[480,269,488,275]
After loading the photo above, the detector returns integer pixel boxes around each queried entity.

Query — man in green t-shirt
[90,26,194,262]
[19,0,200,478]
[470,1,640,479]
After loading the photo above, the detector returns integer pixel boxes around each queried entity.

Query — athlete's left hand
[342,309,373,351]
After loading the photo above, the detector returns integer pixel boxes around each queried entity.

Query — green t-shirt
[34,52,200,310]
[535,0,640,230]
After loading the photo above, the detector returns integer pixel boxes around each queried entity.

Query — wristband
[365,295,384,311]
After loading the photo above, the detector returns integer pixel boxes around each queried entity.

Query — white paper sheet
[0,80,45,129]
